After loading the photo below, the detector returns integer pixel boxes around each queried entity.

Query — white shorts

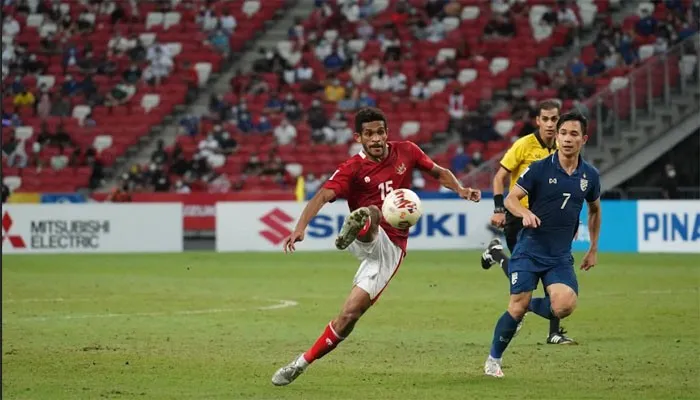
[347,227,404,301]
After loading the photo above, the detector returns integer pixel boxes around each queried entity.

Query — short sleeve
[586,172,601,203]
[322,162,354,200]
[500,140,523,172]
[515,160,540,195]
[408,141,435,172]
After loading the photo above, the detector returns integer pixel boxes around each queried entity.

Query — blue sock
[489,311,520,359]
[528,297,555,320]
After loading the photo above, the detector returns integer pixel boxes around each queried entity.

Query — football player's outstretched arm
[283,188,336,254]
[581,198,601,270]
[428,164,481,202]
[491,167,510,227]
[505,186,540,228]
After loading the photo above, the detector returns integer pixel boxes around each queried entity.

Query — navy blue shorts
[509,257,579,295]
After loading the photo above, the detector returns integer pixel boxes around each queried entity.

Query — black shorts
[504,211,523,254]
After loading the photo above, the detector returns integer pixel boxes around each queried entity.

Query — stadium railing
[584,33,700,149]
[459,33,700,191]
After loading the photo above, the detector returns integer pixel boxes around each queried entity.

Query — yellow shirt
[13,92,35,107]
[325,85,346,103]
[500,132,556,208]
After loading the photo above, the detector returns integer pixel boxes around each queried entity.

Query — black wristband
[494,194,504,209]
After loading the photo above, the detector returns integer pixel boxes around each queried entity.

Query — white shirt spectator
[425,18,446,43]
[315,40,333,61]
[370,72,391,91]
[197,8,218,31]
[108,35,135,54]
[283,67,296,84]
[220,14,237,32]
[448,92,466,119]
[99,1,117,15]
[557,7,579,26]
[410,81,432,100]
[175,181,192,194]
[144,53,174,81]
[412,170,426,190]
[197,135,225,167]
[389,72,408,92]
[654,37,668,54]
[147,43,172,61]
[274,121,297,145]
[379,36,400,53]
[342,1,361,22]
[3,15,20,38]
[350,60,370,85]
[296,65,313,80]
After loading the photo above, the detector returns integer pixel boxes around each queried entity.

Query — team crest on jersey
[580,178,588,191]
[395,163,406,175]
[364,176,370,183]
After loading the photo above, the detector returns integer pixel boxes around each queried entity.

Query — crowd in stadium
[1,0,699,199]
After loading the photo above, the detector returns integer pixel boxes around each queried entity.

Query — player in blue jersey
[483,112,602,377]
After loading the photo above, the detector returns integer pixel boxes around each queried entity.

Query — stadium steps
[99,0,308,191]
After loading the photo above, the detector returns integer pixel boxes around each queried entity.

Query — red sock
[303,322,345,363]
[357,216,372,237]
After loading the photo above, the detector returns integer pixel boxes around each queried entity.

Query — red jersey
[322,141,436,252]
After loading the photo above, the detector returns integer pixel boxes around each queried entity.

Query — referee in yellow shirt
[480,99,575,345]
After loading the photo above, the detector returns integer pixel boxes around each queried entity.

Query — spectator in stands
[77,9,95,33]
[356,19,374,40]
[151,164,171,192]
[265,92,284,114]
[62,74,80,96]
[246,73,270,95]
[197,6,218,31]
[36,91,52,119]
[389,69,408,93]
[424,17,447,43]
[569,57,586,77]
[274,119,297,145]
[23,54,45,75]
[244,153,264,175]
[350,59,374,85]
[237,112,254,133]
[369,67,389,92]
[62,41,80,71]
[557,1,580,28]
[13,89,35,111]
[2,136,27,168]
[197,133,225,168]
[358,91,377,108]
[105,81,136,106]
[379,28,402,61]
[518,109,538,137]
[484,12,516,38]
[329,113,353,144]
[209,28,231,56]
[662,163,680,199]
[174,180,192,194]
[106,181,132,202]
[341,0,361,22]
[307,99,329,138]
[3,14,20,39]
[288,17,305,42]
[220,8,237,35]
[123,63,142,84]
[144,46,174,86]
[296,61,318,93]
[410,80,431,102]
[283,93,303,122]
[451,145,470,174]
[325,78,346,103]
[128,36,147,62]
[257,116,273,134]
[305,173,322,196]
[587,55,606,77]
[151,139,168,166]
[108,31,135,57]
[51,95,71,117]
[337,87,358,111]
[470,151,484,170]
[323,46,346,71]
[636,8,658,37]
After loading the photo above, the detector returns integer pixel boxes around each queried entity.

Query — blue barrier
[40,193,87,204]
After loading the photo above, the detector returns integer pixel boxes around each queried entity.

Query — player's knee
[507,296,530,319]
[551,295,577,319]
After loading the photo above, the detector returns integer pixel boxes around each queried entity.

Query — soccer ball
[381,188,423,229]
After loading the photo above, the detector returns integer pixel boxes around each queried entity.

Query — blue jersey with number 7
[511,152,601,268]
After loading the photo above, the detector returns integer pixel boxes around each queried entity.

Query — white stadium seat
[638,44,655,61]
[461,6,480,20]
[243,1,261,18]
[609,77,629,91]
[323,30,339,43]
[141,94,161,113]
[3,176,22,192]
[458,68,478,85]
[26,13,44,28]
[285,163,304,177]
[72,105,91,122]
[436,48,456,63]
[427,79,446,95]
[490,57,510,75]
[442,17,461,32]
[165,42,182,57]
[163,12,181,30]
[680,55,698,78]
[348,39,366,54]
[93,135,114,153]
[146,12,165,29]
[400,121,420,138]
[194,62,213,87]
[139,33,157,47]
[14,126,33,141]
[495,120,515,137]
[37,74,56,89]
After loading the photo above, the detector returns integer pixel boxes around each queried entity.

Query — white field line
[2,299,298,323]
[3,298,95,304]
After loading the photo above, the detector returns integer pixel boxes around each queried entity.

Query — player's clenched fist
[490,212,505,228]
[521,211,541,228]
[459,187,481,202]
[283,230,305,254]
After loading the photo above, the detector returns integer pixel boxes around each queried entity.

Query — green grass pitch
[2,251,699,400]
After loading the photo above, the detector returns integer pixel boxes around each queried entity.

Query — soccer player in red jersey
[271,108,481,386]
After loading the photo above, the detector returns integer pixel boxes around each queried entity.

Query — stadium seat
[442,17,461,32]
[285,163,303,177]
[639,45,655,61]
[37,74,55,89]
[93,135,114,153]
[14,126,33,141]
[147,12,165,30]
[637,2,655,16]
[195,62,213,87]
[680,55,698,78]
[3,176,22,191]
[461,6,481,21]
[495,120,515,137]
[609,77,630,91]
[458,69,478,85]
[164,12,182,30]
[26,14,44,28]
[141,94,161,113]
[490,58,510,75]
[400,121,420,138]
[72,105,92,123]
[437,48,456,63]
[243,1,261,18]
[428,79,446,95]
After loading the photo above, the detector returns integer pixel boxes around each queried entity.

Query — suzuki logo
[2,212,26,248]
[259,208,294,245]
